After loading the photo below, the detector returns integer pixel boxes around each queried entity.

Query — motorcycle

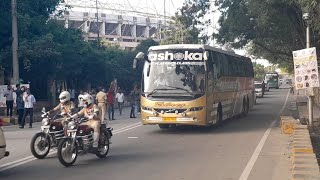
[30,108,65,159]
[57,115,112,167]
[0,118,9,160]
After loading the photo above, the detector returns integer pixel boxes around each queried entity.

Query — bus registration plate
[163,117,176,121]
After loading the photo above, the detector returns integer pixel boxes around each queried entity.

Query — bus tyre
[159,124,170,129]
[242,99,249,117]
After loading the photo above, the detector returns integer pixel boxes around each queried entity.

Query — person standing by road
[96,88,107,124]
[107,89,115,120]
[116,89,124,116]
[4,85,14,117]
[129,86,137,118]
[22,89,36,128]
[16,92,24,128]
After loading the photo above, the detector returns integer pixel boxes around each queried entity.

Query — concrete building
[52,11,167,50]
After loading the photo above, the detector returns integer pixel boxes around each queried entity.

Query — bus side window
[213,52,222,79]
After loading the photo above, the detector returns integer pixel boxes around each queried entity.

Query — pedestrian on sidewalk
[70,88,76,102]
[96,87,107,124]
[129,87,136,118]
[22,89,36,128]
[4,85,14,117]
[107,88,115,120]
[134,85,141,114]
[16,92,24,128]
[116,89,124,116]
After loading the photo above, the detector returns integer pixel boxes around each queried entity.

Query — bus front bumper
[142,116,206,126]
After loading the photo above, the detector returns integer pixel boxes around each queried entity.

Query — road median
[280,116,320,180]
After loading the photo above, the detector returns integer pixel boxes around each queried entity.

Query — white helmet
[82,94,94,107]
[59,91,71,104]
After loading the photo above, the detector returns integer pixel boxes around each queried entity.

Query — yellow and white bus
[133,44,255,129]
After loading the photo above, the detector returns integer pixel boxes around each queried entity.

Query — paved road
[0,88,291,180]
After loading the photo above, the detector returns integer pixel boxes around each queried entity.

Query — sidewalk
[294,90,320,168]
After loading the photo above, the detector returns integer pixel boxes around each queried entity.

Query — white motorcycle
[0,118,9,160]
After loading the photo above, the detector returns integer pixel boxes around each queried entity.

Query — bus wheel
[242,99,249,117]
[159,124,170,129]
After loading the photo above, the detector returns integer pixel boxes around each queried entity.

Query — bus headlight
[42,118,49,126]
[190,107,204,111]
[153,111,159,116]
[182,112,187,117]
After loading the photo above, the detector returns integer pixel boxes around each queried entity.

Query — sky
[63,0,271,66]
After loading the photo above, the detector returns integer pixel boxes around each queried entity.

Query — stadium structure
[52,0,180,50]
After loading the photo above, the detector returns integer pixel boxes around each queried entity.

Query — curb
[280,116,320,180]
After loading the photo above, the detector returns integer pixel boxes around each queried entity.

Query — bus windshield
[265,73,279,82]
[143,50,206,96]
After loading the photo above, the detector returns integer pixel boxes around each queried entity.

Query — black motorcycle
[30,108,64,159]
[57,115,112,167]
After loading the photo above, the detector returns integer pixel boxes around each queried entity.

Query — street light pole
[95,0,100,47]
[11,0,19,84]
[303,12,313,125]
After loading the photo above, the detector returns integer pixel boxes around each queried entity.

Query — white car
[0,119,9,160]
[254,83,264,98]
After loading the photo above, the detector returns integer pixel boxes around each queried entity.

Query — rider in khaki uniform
[48,91,76,125]
[72,94,101,151]
[95,88,107,124]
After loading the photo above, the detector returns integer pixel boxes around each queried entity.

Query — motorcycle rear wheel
[30,132,51,159]
[57,139,78,167]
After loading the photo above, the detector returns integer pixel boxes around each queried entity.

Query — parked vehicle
[255,82,264,98]
[57,115,112,167]
[0,118,9,160]
[30,108,64,159]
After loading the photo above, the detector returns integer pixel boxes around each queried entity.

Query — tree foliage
[161,0,211,44]
[213,0,320,71]
[0,0,145,99]
[253,62,266,80]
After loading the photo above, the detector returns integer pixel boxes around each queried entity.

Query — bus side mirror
[133,52,145,69]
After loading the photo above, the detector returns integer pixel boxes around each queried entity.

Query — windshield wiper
[146,88,171,96]
[163,85,194,96]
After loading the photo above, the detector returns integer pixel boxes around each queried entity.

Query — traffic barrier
[286,118,320,180]
[280,116,299,134]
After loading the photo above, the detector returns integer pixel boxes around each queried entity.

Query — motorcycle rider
[48,91,76,125]
[71,94,101,152]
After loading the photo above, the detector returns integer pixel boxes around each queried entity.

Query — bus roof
[148,44,250,60]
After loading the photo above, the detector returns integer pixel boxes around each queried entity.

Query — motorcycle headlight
[68,121,76,130]
[42,118,49,126]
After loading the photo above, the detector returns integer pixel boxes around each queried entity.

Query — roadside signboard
[293,47,319,90]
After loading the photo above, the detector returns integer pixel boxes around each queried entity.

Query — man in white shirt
[115,89,124,115]
[22,89,36,128]
[4,85,14,117]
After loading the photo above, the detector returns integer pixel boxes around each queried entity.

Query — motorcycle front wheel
[57,138,78,167]
[96,132,110,158]
[30,132,51,159]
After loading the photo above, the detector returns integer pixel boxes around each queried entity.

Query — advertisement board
[293,47,319,90]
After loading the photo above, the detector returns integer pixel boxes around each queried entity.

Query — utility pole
[95,0,100,47]
[303,12,313,125]
[12,0,19,84]
[163,0,166,39]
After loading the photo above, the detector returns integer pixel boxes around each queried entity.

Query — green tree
[135,38,159,54]
[161,0,210,44]
[213,0,320,72]
[253,62,266,80]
